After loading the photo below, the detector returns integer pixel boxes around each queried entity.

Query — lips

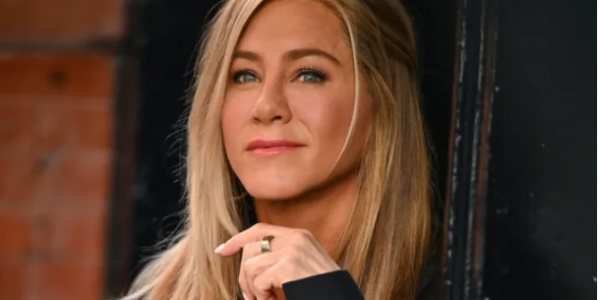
[246,139,304,154]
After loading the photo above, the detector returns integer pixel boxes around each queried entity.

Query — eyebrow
[232,48,341,66]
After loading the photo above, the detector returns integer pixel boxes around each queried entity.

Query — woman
[121,0,437,299]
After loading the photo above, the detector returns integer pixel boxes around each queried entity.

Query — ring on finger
[260,235,275,253]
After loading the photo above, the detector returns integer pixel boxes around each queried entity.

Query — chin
[241,175,306,201]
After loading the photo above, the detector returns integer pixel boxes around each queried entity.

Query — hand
[214,223,341,300]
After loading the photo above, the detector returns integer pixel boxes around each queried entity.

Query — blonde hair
[119,0,430,299]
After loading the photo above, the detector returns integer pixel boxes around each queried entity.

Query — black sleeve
[282,270,365,300]
[281,268,442,300]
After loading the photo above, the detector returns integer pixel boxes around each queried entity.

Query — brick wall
[0,1,124,299]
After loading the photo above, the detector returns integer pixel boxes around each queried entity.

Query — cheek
[292,88,356,149]
[291,83,371,174]
[221,93,252,150]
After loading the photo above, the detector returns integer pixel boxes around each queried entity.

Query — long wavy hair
[119,0,430,299]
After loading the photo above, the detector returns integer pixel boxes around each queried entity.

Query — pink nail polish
[214,243,226,254]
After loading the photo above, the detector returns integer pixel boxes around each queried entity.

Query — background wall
[122,0,219,291]
[482,0,596,299]
[0,0,124,299]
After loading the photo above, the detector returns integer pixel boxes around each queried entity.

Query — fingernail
[242,292,249,300]
[214,243,226,254]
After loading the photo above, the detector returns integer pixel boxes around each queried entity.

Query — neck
[253,173,358,256]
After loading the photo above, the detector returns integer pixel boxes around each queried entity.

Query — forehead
[236,0,348,56]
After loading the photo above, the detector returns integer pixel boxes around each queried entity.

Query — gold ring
[260,235,275,253]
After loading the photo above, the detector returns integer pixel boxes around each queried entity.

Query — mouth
[246,139,305,155]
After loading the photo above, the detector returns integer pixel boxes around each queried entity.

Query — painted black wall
[482,0,596,299]
[128,0,222,281]
[403,0,456,221]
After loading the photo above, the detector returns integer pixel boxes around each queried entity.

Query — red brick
[0,155,42,207]
[0,0,124,42]
[34,104,113,152]
[0,53,115,99]
[71,107,113,151]
[33,105,70,154]
[0,101,113,155]
[28,215,51,259]
[0,209,109,263]
[43,211,107,261]
[28,261,104,300]
[0,260,26,300]
[0,211,30,256]
[0,101,36,153]
[37,152,112,211]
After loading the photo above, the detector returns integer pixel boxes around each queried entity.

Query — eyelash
[231,66,328,84]
[297,67,327,83]
[231,69,257,84]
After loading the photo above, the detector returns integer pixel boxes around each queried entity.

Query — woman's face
[222,0,371,200]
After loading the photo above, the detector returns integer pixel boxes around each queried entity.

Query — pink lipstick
[246,139,304,155]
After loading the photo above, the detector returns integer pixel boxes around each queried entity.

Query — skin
[218,0,371,299]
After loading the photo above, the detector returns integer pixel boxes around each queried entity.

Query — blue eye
[232,70,258,84]
[300,73,319,83]
[297,69,327,83]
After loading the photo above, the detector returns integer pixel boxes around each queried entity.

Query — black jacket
[282,264,440,300]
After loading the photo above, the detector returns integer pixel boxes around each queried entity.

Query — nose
[251,77,292,125]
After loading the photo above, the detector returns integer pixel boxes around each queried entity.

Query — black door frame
[442,0,499,299]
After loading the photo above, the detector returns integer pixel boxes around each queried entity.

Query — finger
[251,261,286,300]
[240,240,285,299]
[239,242,261,300]
[216,223,292,257]
[239,240,277,299]
[244,250,282,299]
